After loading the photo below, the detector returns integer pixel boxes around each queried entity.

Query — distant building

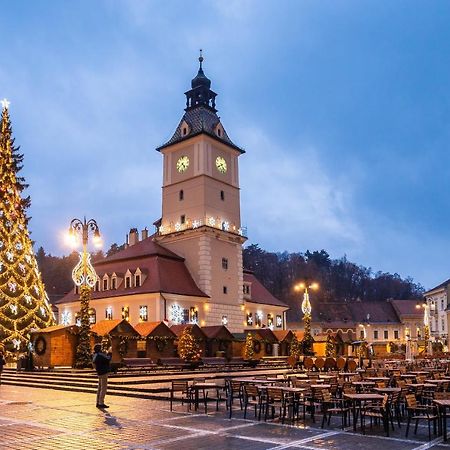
[56,56,288,333]
[424,278,450,344]
[287,299,425,355]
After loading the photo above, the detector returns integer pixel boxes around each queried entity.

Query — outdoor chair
[361,394,392,436]
[405,393,438,440]
[225,379,243,410]
[243,384,264,420]
[264,387,285,422]
[170,380,192,411]
[321,390,349,429]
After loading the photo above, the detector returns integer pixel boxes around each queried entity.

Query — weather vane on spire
[1,98,10,110]
[199,49,203,69]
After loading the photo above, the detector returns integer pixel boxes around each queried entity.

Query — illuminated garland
[0,102,54,351]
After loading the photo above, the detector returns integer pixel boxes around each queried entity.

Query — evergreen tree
[289,333,301,359]
[243,332,255,360]
[74,285,92,368]
[325,334,335,357]
[178,327,201,361]
[0,101,54,351]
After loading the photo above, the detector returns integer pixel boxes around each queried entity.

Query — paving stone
[153,434,275,450]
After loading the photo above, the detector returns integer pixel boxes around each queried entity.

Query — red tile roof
[201,325,234,340]
[91,319,139,336]
[390,299,424,319]
[272,330,294,342]
[57,237,208,304]
[30,325,78,334]
[170,324,207,339]
[244,271,288,308]
[133,321,177,338]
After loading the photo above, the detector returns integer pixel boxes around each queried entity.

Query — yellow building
[57,56,288,333]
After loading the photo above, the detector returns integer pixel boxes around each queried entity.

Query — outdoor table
[233,378,276,385]
[373,387,401,394]
[366,377,390,382]
[434,399,450,441]
[410,371,430,376]
[352,381,375,392]
[401,374,417,380]
[190,382,221,412]
[426,379,449,385]
[310,384,331,390]
[318,375,336,380]
[344,393,384,431]
[339,372,358,381]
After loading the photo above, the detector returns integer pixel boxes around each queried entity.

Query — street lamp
[416,300,430,355]
[67,217,102,368]
[294,281,319,355]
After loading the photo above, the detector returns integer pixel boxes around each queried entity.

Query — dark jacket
[92,352,111,376]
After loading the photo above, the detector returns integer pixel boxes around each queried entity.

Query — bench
[261,356,289,366]
[157,357,200,370]
[122,358,157,371]
[201,357,227,366]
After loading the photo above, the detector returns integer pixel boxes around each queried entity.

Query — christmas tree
[289,333,301,359]
[325,333,336,357]
[242,332,254,360]
[74,285,92,368]
[0,100,54,351]
[178,327,201,361]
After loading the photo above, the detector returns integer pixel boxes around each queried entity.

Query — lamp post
[294,281,318,355]
[67,217,102,368]
[416,300,431,355]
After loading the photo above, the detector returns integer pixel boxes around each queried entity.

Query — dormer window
[111,278,116,290]
[125,277,131,288]
[135,274,141,287]
[217,128,222,137]
[182,127,187,136]
[103,279,108,290]
[95,280,100,291]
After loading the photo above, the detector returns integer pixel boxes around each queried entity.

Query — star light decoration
[1,98,10,109]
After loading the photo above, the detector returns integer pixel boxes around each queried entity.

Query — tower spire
[199,49,203,70]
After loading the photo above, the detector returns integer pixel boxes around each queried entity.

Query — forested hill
[35,243,424,321]
[243,244,424,321]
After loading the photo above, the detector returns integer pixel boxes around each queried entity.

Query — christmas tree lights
[177,327,201,361]
[0,101,54,351]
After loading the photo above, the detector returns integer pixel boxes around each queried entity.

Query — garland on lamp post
[68,217,101,369]
[295,281,318,356]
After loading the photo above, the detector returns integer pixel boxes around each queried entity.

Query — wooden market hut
[272,330,295,356]
[312,333,337,357]
[244,328,278,359]
[170,324,207,357]
[90,319,140,363]
[133,321,177,360]
[336,329,356,356]
[201,325,234,358]
[30,325,79,368]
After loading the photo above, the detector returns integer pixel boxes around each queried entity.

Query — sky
[1,1,449,290]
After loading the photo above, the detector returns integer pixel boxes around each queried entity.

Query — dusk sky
[1,1,449,290]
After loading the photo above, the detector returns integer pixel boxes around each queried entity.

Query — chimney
[141,227,148,240]
[129,228,139,246]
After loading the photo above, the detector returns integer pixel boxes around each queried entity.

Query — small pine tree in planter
[178,327,201,367]
[243,333,258,367]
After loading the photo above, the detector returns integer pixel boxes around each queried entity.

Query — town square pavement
[1,385,450,449]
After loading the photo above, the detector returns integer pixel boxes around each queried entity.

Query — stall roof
[91,319,138,337]
[134,321,177,338]
[201,325,234,340]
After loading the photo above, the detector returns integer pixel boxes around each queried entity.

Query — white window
[139,305,148,322]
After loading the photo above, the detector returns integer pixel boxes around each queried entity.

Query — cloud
[237,125,363,254]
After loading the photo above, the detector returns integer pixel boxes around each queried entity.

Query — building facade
[424,278,450,345]
[56,56,288,333]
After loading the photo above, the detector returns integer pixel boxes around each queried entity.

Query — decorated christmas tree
[289,333,301,360]
[178,326,201,361]
[74,285,92,368]
[0,100,54,351]
[325,333,336,357]
[242,332,255,360]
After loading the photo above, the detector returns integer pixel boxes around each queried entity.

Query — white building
[424,278,450,344]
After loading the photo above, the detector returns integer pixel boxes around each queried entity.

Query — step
[1,378,168,401]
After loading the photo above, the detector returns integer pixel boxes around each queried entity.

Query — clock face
[176,156,189,173]
[215,156,227,173]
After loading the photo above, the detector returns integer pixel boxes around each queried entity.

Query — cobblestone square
[2,385,450,449]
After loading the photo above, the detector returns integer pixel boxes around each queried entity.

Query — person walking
[0,351,6,385]
[92,344,111,408]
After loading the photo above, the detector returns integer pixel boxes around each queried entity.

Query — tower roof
[156,52,244,153]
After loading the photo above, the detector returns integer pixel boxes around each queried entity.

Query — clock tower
[154,53,246,332]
